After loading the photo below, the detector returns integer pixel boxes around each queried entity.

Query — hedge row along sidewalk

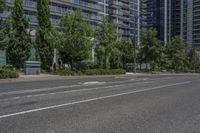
[0,69,19,79]
[55,69,126,76]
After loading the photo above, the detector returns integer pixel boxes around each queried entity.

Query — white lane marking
[12,97,20,100]
[130,78,148,81]
[0,84,83,96]
[1,81,154,102]
[0,81,191,119]
[83,81,106,85]
[0,76,173,96]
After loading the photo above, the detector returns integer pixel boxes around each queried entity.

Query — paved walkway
[0,73,199,83]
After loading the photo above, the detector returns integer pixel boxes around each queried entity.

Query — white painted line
[0,81,191,119]
[0,81,154,102]
[0,78,152,96]
[82,81,106,85]
[12,97,20,100]
[0,85,83,96]
[0,76,172,96]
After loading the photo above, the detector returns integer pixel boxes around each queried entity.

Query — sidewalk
[0,72,199,84]
[0,74,64,83]
[0,73,125,83]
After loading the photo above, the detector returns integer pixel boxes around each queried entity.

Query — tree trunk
[71,56,74,70]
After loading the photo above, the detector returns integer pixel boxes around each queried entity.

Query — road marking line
[0,81,191,119]
[0,76,173,96]
[83,81,106,85]
[0,81,154,102]
[0,85,83,96]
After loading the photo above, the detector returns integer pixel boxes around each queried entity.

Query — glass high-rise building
[0,0,140,65]
[5,0,107,30]
[181,0,200,49]
[193,0,200,49]
[108,0,140,38]
[141,0,172,44]
[2,0,140,38]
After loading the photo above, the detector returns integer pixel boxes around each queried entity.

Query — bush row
[55,69,126,76]
[0,69,19,79]
[82,69,126,75]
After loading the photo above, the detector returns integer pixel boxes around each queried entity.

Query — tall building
[0,0,140,65]
[108,0,140,38]
[141,0,172,43]
[181,0,200,49]
[5,0,107,31]
[192,0,200,49]
[142,0,200,49]
[171,0,181,37]
[2,0,140,38]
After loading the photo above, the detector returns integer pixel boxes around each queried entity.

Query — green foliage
[55,69,75,76]
[113,39,133,68]
[96,18,118,69]
[95,19,132,69]
[0,0,6,13]
[109,46,122,69]
[187,49,200,72]
[59,10,92,70]
[139,29,161,71]
[55,69,126,76]
[0,17,12,50]
[6,0,32,68]
[82,69,126,75]
[36,0,54,70]
[0,69,19,79]
[166,36,188,72]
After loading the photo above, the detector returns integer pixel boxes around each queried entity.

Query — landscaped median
[55,69,126,76]
[0,69,19,79]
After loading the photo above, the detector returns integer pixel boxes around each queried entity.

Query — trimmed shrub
[0,69,19,79]
[55,69,75,76]
[55,69,126,76]
[82,69,126,75]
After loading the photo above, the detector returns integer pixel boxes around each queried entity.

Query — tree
[96,18,118,69]
[58,10,92,70]
[0,0,7,49]
[0,17,12,50]
[188,49,196,71]
[110,38,132,69]
[0,0,6,13]
[166,36,188,72]
[36,0,54,70]
[6,0,32,68]
[109,45,122,69]
[139,29,161,71]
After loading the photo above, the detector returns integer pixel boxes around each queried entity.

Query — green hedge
[0,69,19,79]
[56,69,126,76]
[55,69,75,76]
[82,69,126,75]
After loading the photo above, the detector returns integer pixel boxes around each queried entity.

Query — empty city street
[0,74,200,133]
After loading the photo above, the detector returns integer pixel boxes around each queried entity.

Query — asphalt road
[0,74,200,133]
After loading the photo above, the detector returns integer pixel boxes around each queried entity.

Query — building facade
[140,0,172,44]
[181,0,200,49]
[108,0,140,38]
[3,0,140,38]
[193,0,200,49]
[6,0,107,30]
[0,0,140,65]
